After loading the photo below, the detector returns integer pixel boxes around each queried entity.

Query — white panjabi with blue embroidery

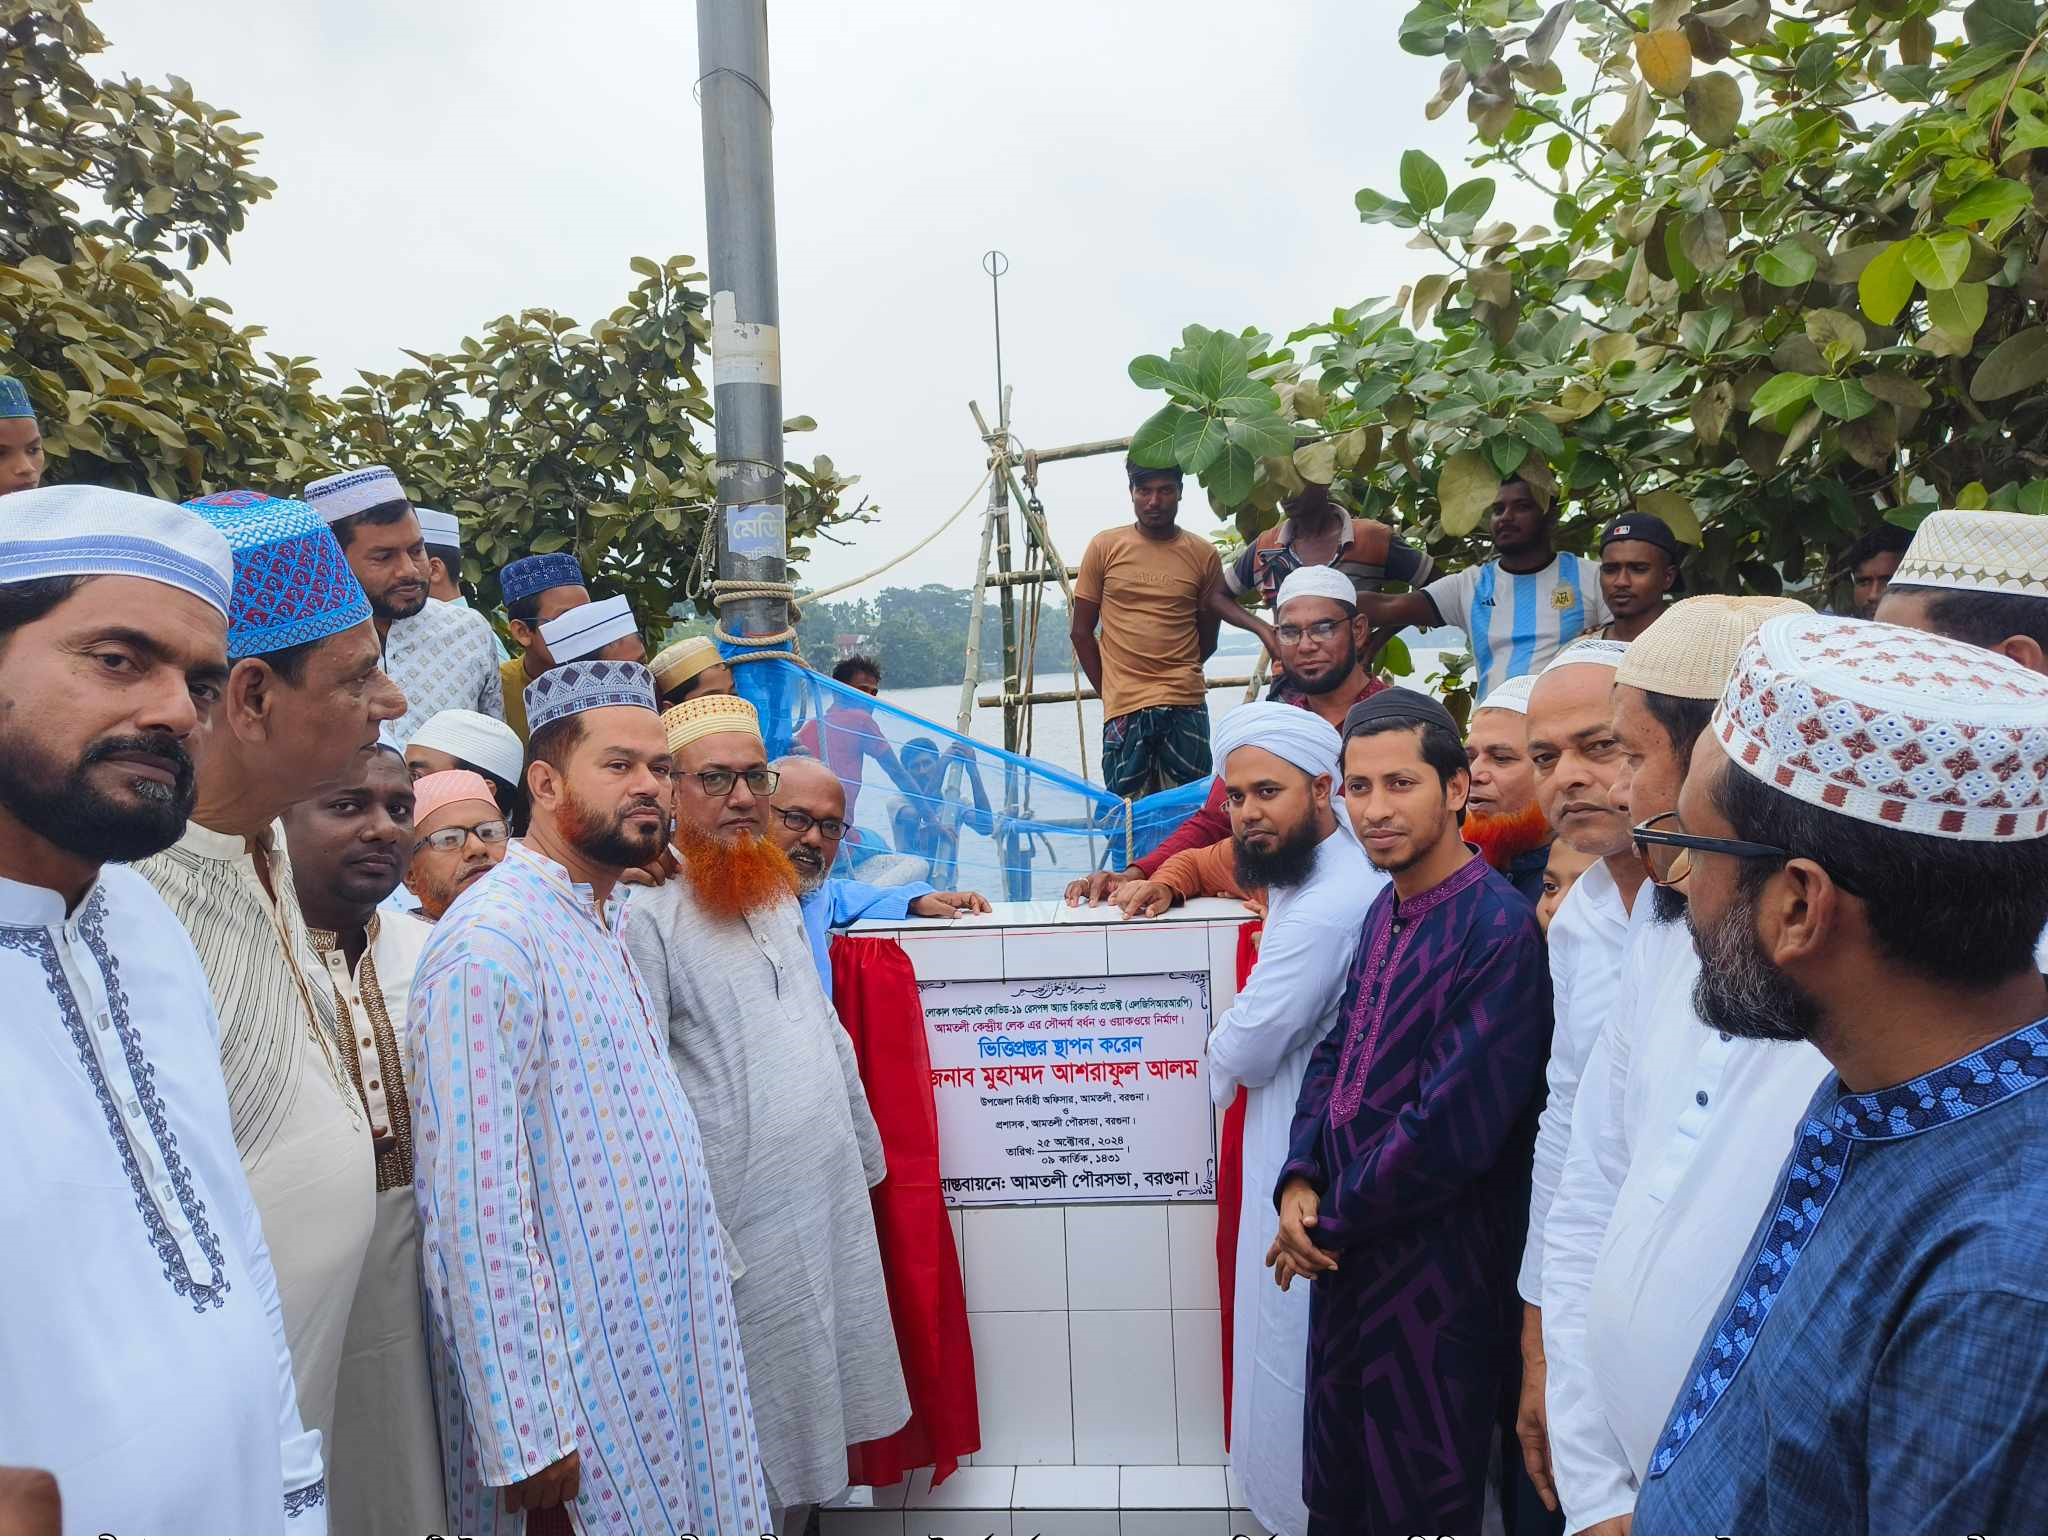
[0,866,325,1533]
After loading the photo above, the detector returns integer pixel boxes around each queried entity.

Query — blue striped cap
[0,485,232,617]
[524,658,657,732]
[183,490,372,659]
[501,552,585,606]
[0,376,33,420]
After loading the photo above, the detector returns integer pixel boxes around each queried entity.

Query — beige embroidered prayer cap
[1892,508,2048,598]
[651,634,722,692]
[1614,594,1813,700]
[661,692,762,753]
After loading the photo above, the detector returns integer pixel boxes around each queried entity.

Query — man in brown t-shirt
[1070,460,1224,796]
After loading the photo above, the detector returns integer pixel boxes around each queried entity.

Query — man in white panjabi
[0,485,326,1531]
[134,489,408,1476]
[1201,700,1384,1537]
[283,744,444,1532]
[623,693,909,1520]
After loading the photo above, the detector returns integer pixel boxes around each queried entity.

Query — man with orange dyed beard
[621,694,908,1529]
[1461,673,1553,906]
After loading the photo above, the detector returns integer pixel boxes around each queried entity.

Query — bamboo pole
[977,676,1259,708]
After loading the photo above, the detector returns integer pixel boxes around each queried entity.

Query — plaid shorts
[1101,704,1212,798]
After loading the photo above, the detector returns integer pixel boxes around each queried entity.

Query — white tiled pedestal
[826,902,1256,1537]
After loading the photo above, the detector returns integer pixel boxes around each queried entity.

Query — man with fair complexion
[1513,641,1644,1526]
[282,746,444,1534]
[410,661,767,1534]
[1462,676,1554,905]
[1071,460,1225,797]
[399,771,509,920]
[624,697,907,1527]
[769,755,990,992]
[1066,566,1382,908]
[137,490,406,1483]
[1272,689,1552,1533]
[0,485,326,1534]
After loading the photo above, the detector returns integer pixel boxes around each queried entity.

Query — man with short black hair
[1633,615,2048,1533]
[495,551,595,740]
[1359,475,1610,698]
[305,467,502,744]
[282,745,443,1534]
[0,485,327,1533]
[1273,687,1552,1534]
[1877,506,2048,672]
[794,653,915,835]
[136,489,407,1508]
[1595,512,1681,642]
[1840,521,1914,618]
[1071,459,1225,796]
[1212,481,1433,655]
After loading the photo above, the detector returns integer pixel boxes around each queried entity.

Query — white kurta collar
[0,870,91,926]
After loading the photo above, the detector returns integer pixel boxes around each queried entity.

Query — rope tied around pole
[709,577,799,647]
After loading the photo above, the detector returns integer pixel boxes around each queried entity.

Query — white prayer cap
[416,507,461,548]
[303,464,406,523]
[407,708,524,786]
[1715,614,2048,842]
[539,593,638,662]
[1212,700,1342,781]
[1274,564,1358,613]
[1892,508,2048,599]
[1541,637,1630,674]
[1473,674,1539,715]
[0,484,233,619]
[1617,595,1813,701]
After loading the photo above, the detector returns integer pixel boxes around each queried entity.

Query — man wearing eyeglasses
[766,754,993,994]
[622,694,909,1528]
[399,771,512,921]
[281,745,444,1533]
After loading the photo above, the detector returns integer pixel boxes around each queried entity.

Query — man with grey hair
[766,753,990,994]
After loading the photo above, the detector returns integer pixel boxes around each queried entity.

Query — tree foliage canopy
[1133,0,2048,601]
[0,0,861,622]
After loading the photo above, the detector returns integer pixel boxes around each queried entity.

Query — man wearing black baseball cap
[1595,512,1682,641]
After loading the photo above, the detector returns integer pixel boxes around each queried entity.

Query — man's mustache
[85,732,194,787]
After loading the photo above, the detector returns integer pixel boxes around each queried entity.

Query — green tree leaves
[1400,150,1449,213]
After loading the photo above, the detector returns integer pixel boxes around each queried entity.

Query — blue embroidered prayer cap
[501,552,586,607]
[525,659,657,732]
[0,485,232,618]
[0,375,34,420]
[183,490,373,660]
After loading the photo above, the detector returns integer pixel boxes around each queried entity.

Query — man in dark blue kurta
[1633,614,2048,1534]
[1272,689,1553,1533]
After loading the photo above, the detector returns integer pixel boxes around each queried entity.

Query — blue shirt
[797,876,933,995]
[1636,1019,2048,1535]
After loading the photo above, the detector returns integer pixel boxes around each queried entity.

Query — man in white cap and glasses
[1201,701,1385,1537]
[1510,638,1642,1526]
[1538,595,1820,1535]
[1632,615,2048,1533]
[0,485,327,1533]
[410,659,767,1536]
[304,466,504,745]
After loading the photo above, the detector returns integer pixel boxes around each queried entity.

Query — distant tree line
[794,583,1087,689]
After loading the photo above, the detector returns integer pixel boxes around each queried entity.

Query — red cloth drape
[1216,918,1262,1450]
[830,934,981,1490]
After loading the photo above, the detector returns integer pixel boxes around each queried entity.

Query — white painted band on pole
[709,290,780,387]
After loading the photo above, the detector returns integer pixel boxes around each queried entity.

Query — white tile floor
[823,1464,1261,1536]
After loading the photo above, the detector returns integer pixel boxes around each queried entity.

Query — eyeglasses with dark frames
[769,803,850,841]
[681,767,779,799]
[1630,810,1860,894]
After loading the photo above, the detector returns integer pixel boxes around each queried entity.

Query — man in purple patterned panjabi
[1271,687,1552,1533]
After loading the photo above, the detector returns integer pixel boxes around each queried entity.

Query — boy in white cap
[304,467,504,743]
[0,485,327,1533]
[536,591,645,668]
[1634,615,2048,1533]
[1877,505,2048,672]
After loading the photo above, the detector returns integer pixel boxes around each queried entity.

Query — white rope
[804,466,994,603]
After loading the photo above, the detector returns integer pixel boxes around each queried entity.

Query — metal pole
[697,0,786,643]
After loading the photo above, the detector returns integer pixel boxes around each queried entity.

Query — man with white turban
[1204,701,1387,1537]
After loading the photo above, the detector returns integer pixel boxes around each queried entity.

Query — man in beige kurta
[622,694,908,1516]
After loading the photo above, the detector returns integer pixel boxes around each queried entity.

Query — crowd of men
[4,339,2048,1539]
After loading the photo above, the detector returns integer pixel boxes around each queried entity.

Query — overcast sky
[97,1,1552,596]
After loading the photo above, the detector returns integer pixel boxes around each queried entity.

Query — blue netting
[734,655,1167,901]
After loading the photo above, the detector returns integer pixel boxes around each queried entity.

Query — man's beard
[788,849,828,895]
[556,784,665,870]
[1465,800,1551,873]
[1233,817,1321,891]
[0,730,195,863]
[671,822,798,921]
[1687,887,1820,1043]
[372,582,429,623]
[1651,883,1689,926]
[1285,639,1358,697]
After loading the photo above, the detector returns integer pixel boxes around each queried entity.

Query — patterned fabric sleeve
[475,612,507,720]
[1280,949,1369,1198]
[410,946,573,1490]
[1867,1286,2048,1532]
[1311,923,1551,1249]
